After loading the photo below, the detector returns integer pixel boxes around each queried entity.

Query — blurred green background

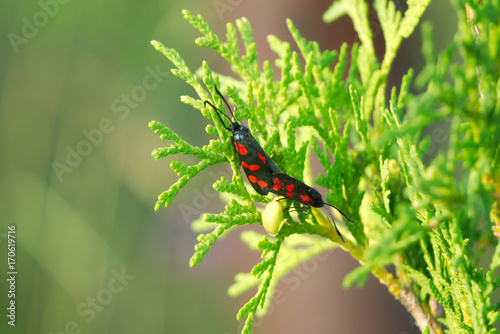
[0,0,454,333]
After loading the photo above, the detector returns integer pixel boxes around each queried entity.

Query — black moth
[204,86,280,195]
[204,86,351,242]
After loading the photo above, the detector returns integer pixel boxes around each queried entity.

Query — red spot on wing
[287,184,294,192]
[241,161,259,171]
[257,180,268,188]
[272,177,280,191]
[249,175,257,183]
[300,195,311,203]
[286,192,292,197]
[273,177,281,191]
[258,152,267,164]
[237,144,247,155]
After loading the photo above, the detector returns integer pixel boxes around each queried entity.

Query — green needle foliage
[149,1,500,333]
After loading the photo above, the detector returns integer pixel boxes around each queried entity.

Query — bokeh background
[0,0,455,333]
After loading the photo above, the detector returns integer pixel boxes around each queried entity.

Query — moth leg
[284,204,311,215]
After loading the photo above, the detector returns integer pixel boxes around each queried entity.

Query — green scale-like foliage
[149,1,500,333]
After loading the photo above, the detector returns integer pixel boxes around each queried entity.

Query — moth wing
[244,169,272,195]
[232,137,280,195]
[269,173,314,205]
[256,146,281,174]
[240,136,281,173]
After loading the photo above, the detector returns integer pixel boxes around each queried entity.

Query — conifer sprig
[150,1,500,332]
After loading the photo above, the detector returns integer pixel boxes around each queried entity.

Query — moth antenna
[204,100,231,131]
[214,86,239,123]
[323,207,345,243]
[324,202,354,223]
